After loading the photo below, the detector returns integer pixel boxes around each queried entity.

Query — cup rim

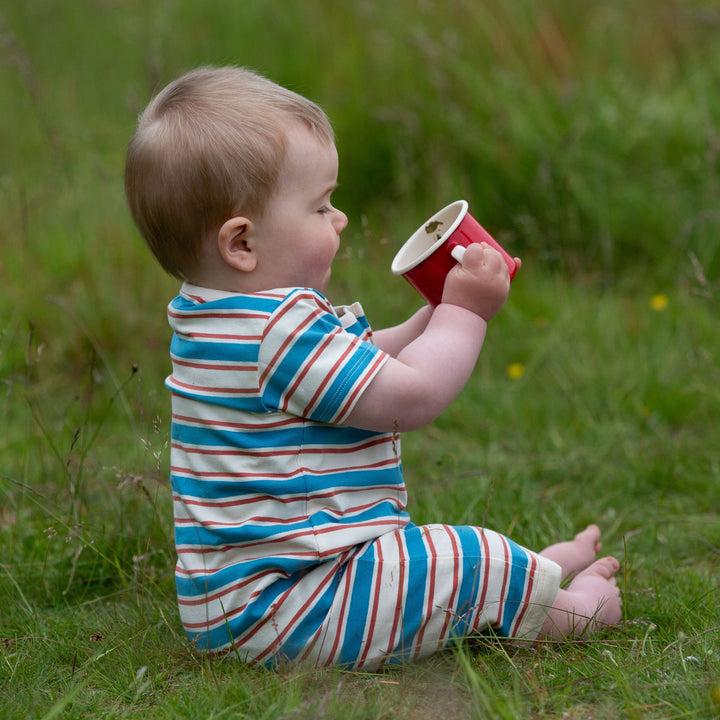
[391,200,468,275]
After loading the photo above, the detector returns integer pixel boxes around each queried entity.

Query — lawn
[1,1,719,718]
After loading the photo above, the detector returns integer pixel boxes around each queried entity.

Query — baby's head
[125,66,335,280]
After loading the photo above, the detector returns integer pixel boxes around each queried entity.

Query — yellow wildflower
[507,362,525,380]
[650,294,668,311]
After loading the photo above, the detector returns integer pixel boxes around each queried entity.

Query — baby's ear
[218,216,257,273]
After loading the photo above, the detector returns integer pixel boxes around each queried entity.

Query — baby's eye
[318,205,332,214]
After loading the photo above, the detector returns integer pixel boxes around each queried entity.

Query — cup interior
[391,201,467,275]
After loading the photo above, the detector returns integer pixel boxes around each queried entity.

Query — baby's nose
[334,209,348,233]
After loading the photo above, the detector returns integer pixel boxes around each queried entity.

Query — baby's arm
[372,305,433,357]
[346,243,513,433]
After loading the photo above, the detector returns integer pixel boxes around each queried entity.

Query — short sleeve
[258,290,388,424]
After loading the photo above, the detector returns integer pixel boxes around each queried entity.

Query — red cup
[391,200,518,307]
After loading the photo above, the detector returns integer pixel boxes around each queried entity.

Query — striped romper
[166,283,560,670]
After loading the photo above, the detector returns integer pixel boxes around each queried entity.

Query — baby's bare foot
[539,524,602,581]
[541,557,622,640]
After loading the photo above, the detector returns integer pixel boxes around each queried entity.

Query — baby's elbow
[346,366,453,433]
[390,394,446,432]
[345,389,444,433]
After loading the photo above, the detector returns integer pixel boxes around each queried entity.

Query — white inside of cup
[391,200,468,275]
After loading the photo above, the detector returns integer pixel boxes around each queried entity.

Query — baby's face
[249,124,348,292]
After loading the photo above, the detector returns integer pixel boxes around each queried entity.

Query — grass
[2,0,720,717]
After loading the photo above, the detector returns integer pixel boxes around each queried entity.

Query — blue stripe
[175,556,310,597]
[171,293,281,314]
[165,383,267,412]
[340,316,369,335]
[448,526,483,638]
[499,537,531,636]
[387,526,429,664]
[171,423,304,449]
[170,465,403,500]
[170,334,260,363]
[337,543,376,666]
[171,421,385,450]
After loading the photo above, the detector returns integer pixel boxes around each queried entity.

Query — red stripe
[172,413,301,430]
[476,529,492,625]
[413,527,437,659]
[180,331,260,341]
[169,308,268,320]
[438,526,461,643]
[178,291,206,303]
[168,377,256,395]
[175,514,301,527]
[172,441,309,458]
[171,357,256,372]
[280,289,334,315]
[171,465,299,480]
[383,531,407,664]
[172,433,395,457]
[357,542,384,669]
[170,455,402,480]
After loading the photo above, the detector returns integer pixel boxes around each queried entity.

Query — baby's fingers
[461,243,508,276]
[457,242,484,270]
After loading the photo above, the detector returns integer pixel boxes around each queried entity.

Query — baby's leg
[540,557,622,639]
[307,524,564,669]
[539,524,602,581]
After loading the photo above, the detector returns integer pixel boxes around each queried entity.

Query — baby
[125,65,622,670]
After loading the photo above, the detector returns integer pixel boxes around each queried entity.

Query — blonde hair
[125,66,334,278]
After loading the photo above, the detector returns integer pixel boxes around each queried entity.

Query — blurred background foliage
[2,0,719,288]
[2,0,718,461]
[0,0,717,454]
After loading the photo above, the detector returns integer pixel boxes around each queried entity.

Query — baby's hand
[441,243,513,321]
